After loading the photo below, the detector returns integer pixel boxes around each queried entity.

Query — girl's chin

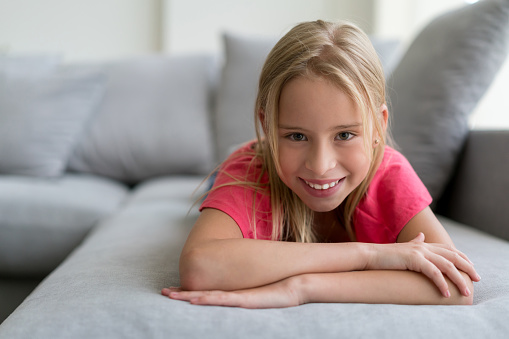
[301,198,343,212]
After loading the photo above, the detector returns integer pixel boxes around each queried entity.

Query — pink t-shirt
[200,141,432,244]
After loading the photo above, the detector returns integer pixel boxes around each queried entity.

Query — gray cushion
[0,69,105,177]
[214,32,401,162]
[68,55,215,184]
[438,130,509,241]
[1,180,508,338]
[0,174,128,277]
[0,55,60,77]
[213,33,278,162]
[388,0,509,201]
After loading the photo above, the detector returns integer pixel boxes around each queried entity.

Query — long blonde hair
[254,20,388,242]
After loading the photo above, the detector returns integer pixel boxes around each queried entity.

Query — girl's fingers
[410,232,425,243]
[166,290,212,301]
[415,257,451,298]
[430,246,480,282]
[425,252,471,297]
[161,287,182,296]
[167,290,245,307]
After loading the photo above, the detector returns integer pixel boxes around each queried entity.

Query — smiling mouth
[303,179,341,190]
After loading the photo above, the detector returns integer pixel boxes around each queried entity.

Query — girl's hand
[161,278,302,309]
[367,233,481,298]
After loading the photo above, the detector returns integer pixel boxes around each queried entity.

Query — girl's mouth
[303,179,341,190]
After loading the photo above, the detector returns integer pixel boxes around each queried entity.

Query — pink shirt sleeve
[354,147,433,244]
[199,142,273,240]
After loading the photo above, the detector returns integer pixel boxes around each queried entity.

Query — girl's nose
[305,143,337,176]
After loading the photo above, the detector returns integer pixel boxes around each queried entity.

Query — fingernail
[465,288,471,297]
[445,290,451,298]
[161,288,169,295]
[477,274,481,281]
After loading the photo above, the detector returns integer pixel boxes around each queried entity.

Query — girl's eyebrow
[278,123,363,131]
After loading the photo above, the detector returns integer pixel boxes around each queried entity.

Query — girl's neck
[313,209,350,243]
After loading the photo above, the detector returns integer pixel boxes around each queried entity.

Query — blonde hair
[253,20,388,242]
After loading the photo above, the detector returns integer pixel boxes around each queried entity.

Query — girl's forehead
[278,76,362,123]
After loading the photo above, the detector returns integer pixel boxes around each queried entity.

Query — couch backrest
[66,55,217,185]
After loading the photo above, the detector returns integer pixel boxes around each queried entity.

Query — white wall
[162,0,375,55]
[0,0,161,62]
[0,0,506,129]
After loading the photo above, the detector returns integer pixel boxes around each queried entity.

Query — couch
[1,0,509,337]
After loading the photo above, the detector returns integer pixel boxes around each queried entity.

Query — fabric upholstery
[0,55,60,77]
[388,0,509,201]
[0,174,128,277]
[438,130,509,241]
[0,69,105,177]
[213,33,278,162]
[1,177,508,338]
[68,55,215,184]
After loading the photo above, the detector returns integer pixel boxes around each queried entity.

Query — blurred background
[0,0,507,128]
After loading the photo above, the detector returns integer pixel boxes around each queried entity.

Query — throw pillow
[388,0,509,202]
[67,55,215,184]
[0,70,105,177]
[0,55,61,77]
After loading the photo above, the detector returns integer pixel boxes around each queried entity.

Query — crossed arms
[162,207,480,308]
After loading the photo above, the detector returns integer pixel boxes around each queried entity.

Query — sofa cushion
[0,174,129,277]
[437,130,509,241]
[68,55,215,184]
[127,176,207,207]
[214,32,401,162]
[0,55,60,77]
[388,0,509,201]
[1,189,508,338]
[0,68,105,178]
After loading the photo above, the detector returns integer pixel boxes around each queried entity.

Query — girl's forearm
[295,270,474,305]
[179,239,370,291]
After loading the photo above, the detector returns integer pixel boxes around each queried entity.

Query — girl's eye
[288,133,307,141]
[336,132,353,141]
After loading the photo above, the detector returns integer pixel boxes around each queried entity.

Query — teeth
[305,179,340,190]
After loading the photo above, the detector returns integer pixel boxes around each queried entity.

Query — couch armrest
[437,130,509,241]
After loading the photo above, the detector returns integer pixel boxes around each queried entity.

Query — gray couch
[1,1,509,338]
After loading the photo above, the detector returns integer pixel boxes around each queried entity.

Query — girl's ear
[380,104,389,132]
[374,104,389,147]
[258,109,267,133]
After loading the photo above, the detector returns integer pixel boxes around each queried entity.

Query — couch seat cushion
[1,191,508,338]
[127,176,207,207]
[0,174,128,277]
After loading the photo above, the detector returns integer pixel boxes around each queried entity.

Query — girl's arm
[177,207,478,296]
[165,207,478,307]
[178,208,372,291]
[164,269,472,308]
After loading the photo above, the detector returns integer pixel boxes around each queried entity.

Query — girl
[162,20,480,308]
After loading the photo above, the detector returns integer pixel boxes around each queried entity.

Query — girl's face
[277,76,372,212]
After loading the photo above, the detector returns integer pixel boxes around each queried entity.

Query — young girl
[162,20,480,308]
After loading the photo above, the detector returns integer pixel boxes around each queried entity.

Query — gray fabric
[0,174,128,277]
[0,55,60,77]
[438,130,509,241]
[126,176,206,206]
[213,32,278,162]
[1,177,508,338]
[214,32,401,163]
[68,55,215,184]
[388,0,509,201]
[0,69,105,177]
[0,278,40,324]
